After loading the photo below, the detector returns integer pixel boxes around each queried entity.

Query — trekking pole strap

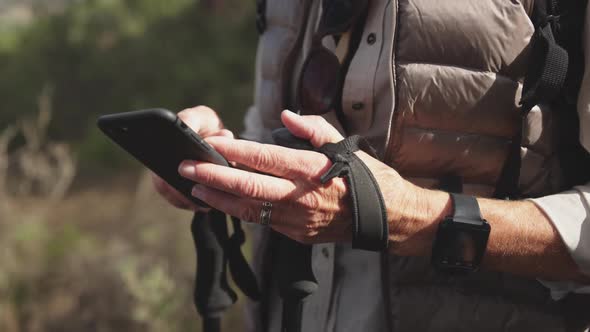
[317,136,389,251]
[273,128,389,251]
[494,0,572,199]
[191,211,260,332]
[192,211,237,320]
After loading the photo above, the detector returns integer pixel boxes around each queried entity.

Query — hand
[178,110,410,245]
[152,105,234,211]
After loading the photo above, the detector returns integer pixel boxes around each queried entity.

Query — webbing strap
[228,216,261,301]
[318,136,389,251]
[494,0,569,199]
[192,210,236,322]
[273,128,389,251]
[256,0,266,34]
[520,24,569,111]
[192,210,260,329]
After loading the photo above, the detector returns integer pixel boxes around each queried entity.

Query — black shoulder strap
[520,2,569,112]
[494,0,588,198]
[555,0,590,188]
[256,0,267,34]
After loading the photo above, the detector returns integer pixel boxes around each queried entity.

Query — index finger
[177,106,223,136]
[205,136,332,181]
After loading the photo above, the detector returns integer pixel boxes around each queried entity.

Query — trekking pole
[272,128,319,332]
[277,237,318,332]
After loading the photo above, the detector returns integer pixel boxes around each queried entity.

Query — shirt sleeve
[532,186,590,299]
[530,5,590,300]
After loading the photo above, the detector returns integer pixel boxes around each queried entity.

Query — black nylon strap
[520,24,569,111]
[494,0,569,199]
[191,209,260,329]
[227,216,261,301]
[256,0,266,34]
[192,211,237,321]
[450,193,483,223]
[318,136,389,251]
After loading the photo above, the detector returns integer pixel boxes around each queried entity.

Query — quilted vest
[250,0,590,330]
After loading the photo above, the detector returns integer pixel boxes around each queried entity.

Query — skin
[152,106,233,211]
[154,106,590,284]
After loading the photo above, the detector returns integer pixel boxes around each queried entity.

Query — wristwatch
[431,193,491,273]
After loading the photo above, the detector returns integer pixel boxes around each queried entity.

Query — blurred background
[0,0,256,330]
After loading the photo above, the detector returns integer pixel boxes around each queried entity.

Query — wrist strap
[450,193,483,223]
[318,136,389,251]
[272,128,389,251]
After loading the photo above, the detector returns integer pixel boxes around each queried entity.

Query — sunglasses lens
[298,48,341,115]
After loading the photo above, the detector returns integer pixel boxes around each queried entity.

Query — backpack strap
[520,0,569,112]
[494,0,586,198]
[256,0,267,34]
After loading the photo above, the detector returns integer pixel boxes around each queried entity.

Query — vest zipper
[382,1,398,331]
[383,0,400,166]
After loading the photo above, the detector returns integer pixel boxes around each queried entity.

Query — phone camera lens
[119,126,129,133]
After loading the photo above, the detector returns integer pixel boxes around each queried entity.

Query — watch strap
[450,193,483,222]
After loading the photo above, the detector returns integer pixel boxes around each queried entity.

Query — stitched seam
[404,126,512,143]
[397,60,521,83]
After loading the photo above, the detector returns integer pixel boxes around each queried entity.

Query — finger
[215,129,234,138]
[192,185,347,244]
[204,136,332,180]
[280,110,344,147]
[177,105,223,136]
[179,161,297,201]
[161,189,193,210]
[151,173,204,211]
[192,184,284,225]
[152,173,188,203]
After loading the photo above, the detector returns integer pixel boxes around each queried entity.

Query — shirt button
[352,102,364,110]
[321,247,330,258]
[367,33,377,45]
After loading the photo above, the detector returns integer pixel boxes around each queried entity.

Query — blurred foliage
[0,0,257,175]
[0,1,257,331]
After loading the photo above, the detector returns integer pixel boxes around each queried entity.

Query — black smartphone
[97,108,229,206]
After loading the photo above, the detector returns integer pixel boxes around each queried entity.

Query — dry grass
[0,172,247,332]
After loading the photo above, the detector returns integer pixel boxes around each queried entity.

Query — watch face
[432,218,490,272]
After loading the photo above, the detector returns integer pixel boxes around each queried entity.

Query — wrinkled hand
[179,110,408,245]
[152,105,234,211]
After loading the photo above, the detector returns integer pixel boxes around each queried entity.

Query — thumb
[281,110,344,147]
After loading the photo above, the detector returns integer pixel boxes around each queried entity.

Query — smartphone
[97,108,229,206]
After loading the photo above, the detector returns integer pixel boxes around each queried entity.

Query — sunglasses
[297,0,369,116]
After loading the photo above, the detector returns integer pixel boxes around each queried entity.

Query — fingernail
[179,162,195,177]
[283,109,299,116]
